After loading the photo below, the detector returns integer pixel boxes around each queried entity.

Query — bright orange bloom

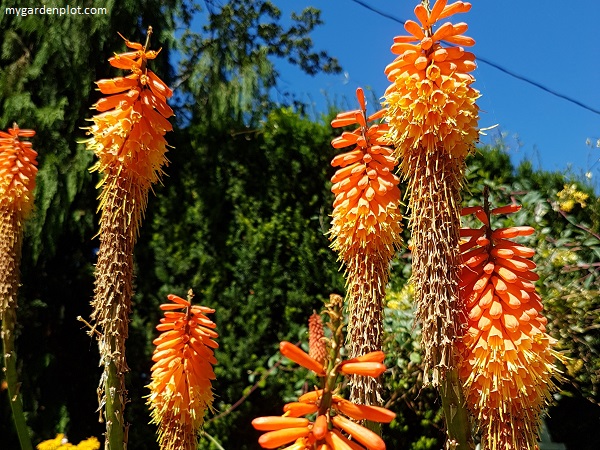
[458,205,560,450]
[147,294,218,450]
[0,123,38,318]
[0,124,38,215]
[329,87,402,403]
[253,341,395,449]
[384,0,479,159]
[330,87,402,264]
[85,27,173,218]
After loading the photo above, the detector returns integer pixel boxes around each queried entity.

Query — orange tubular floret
[334,399,396,423]
[338,362,386,378]
[312,415,329,440]
[280,341,326,375]
[252,416,310,431]
[332,416,385,450]
[343,350,385,364]
[258,427,311,449]
[404,20,425,39]
[326,429,365,450]
[298,389,324,404]
[167,294,191,307]
[283,402,319,417]
[428,0,448,24]
[438,1,472,22]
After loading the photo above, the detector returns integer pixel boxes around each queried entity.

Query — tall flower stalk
[383,1,478,446]
[146,292,218,450]
[458,201,561,449]
[384,0,479,384]
[0,123,38,450]
[84,27,173,449]
[329,88,402,405]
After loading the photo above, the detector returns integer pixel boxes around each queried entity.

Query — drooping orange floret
[253,340,395,449]
[384,0,479,160]
[457,204,561,450]
[0,124,38,215]
[329,87,402,404]
[147,294,218,450]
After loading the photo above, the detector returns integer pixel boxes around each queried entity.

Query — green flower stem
[2,307,33,450]
[440,367,474,450]
[105,356,125,450]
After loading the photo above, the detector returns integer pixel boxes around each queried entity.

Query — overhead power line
[349,0,600,117]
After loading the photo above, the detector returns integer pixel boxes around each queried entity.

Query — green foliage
[177,0,341,124]
[0,0,189,446]
[136,108,344,449]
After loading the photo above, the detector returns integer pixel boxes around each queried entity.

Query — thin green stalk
[440,367,474,450]
[105,357,125,450]
[2,308,33,450]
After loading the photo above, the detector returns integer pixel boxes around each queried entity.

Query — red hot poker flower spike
[458,203,561,450]
[147,292,218,450]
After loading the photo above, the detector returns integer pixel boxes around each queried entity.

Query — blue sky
[272,1,600,180]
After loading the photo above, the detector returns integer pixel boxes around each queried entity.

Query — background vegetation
[1,1,598,449]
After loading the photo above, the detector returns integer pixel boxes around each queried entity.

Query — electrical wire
[349,0,600,117]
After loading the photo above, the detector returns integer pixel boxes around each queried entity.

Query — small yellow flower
[557,184,588,212]
[36,435,99,450]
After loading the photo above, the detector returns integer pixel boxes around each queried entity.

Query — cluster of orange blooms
[0,124,38,215]
[146,294,218,450]
[329,87,402,260]
[252,341,394,450]
[85,27,173,209]
[384,0,479,159]
[457,204,560,449]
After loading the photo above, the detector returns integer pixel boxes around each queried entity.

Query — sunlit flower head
[85,27,173,213]
[0,123,38,216]
[458,204,561,449]
[383,0,479,161]
[147,293,218,450]
[329,87,402,263]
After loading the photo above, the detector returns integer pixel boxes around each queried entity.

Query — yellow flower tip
[384,0,479,160]
[458,204,561,448]
[147,294,218,441]
[0,123,38,214]
[329,88,403,264]
[86,31,173,186]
